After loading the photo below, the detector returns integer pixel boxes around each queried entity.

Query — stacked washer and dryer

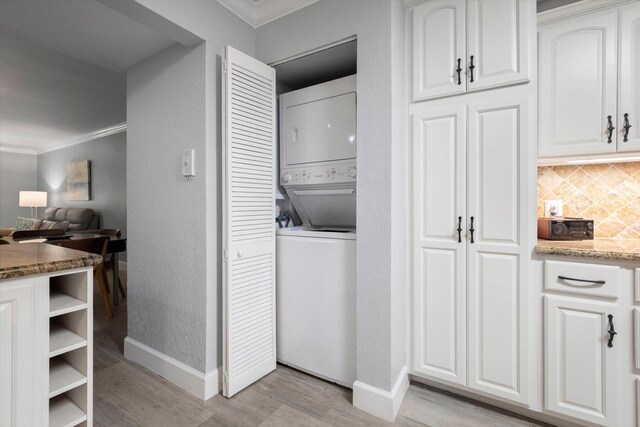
[276,75,357,387]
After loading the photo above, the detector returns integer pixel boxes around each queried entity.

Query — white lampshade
[19,191,47,207]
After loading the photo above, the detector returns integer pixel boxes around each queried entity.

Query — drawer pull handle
[469,55,475,83]
[456,58,462,85]
[558,275,605,285]
[607,314,616,348]
[457,216,462,243]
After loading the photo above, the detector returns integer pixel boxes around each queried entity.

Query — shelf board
[49,395,86,427]
[49,358,87,399]
[50,291,87,318]
[49,324,87,358]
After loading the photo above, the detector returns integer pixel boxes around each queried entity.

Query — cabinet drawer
[544,260,619,299]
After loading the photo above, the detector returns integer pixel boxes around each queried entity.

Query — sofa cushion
[40,220,70,231]
[43,207,96,231]
[14,217,43,232]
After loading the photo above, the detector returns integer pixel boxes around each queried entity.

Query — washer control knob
[282,173,291,183]
[348,166,357,178]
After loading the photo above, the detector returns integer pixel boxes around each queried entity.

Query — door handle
[469,216,475,244]
[469,55,475,83]
[457,216,462,243]
[607,115,615,144]
[456,58,462,85]
[623,113,632,142]
[607,314,617,348]
[557,275,606,285]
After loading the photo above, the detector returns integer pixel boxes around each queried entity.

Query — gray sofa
[43,207,99,231]
[0,207,99,237]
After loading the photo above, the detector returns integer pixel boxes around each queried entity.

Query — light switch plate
[182,149,195,177]
[544,200,563,217]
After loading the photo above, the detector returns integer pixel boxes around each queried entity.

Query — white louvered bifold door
[222,46,276,398]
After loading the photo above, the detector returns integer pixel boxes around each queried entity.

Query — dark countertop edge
[0,256,101,281]
[535,245,640,262]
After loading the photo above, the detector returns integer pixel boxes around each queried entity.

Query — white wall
[127,42,207,371]
[123,0,255,380]
[256,0,407,393]
[0,151,37,225]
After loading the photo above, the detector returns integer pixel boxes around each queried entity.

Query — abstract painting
[67,160,91,201]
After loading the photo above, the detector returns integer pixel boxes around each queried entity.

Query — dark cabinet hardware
[607,115,615,144]
[456,59,462,85]
[607,314,617,348]
[557,275,606,285]
[469,55,475,83]
[623,113,632,142]
[457,216,462,242]
[469,216,475,244]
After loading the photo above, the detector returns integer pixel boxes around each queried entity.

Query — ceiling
[217,0,318,28]
[0,0,175,73]
[0,0,179,154]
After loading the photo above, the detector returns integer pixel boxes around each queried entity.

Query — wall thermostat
[182,149,195,178]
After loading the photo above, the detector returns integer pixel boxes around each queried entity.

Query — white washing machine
[276,226,356,387]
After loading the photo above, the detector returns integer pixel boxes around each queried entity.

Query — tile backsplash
[538,162,640,239]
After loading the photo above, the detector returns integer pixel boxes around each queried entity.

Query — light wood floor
[94,274,547,427]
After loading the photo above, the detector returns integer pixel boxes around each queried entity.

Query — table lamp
[19,191,47,219]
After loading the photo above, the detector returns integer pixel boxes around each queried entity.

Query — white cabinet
[538,2,640,158]
[0,278,47,427]
[412,105,466,385]
[0,269,92,427]
[538,11,618,157]
[466,98,529,404]
[412,0,466,100]
[411,94,530,405]
[411,0,531,102]
[619,3,640,152]
[545,296,617,426]
[466,0,530,92]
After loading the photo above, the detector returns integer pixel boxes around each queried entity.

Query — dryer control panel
[280,163,357,187]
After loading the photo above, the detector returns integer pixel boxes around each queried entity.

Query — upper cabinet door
[412,0,466,101]
[466,0,531,92]
[539,12,618,157]
[618,3,640,152]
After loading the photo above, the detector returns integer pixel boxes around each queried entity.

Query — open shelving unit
[48,271,92,427]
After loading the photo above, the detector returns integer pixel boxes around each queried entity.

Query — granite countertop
[535,239,640,262]
[0,243,101,280]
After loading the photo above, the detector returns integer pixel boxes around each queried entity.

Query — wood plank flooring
[94,274,547,427]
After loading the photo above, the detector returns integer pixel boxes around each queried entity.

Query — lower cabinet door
[0,281,35,427]
[544,296,617,426]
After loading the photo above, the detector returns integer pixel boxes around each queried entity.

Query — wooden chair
[52,236,114,318]
[12,229,65,239]
[0,239,9,245]
[98,229,126,300]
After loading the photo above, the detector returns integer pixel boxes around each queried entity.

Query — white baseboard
[124,337,219,400]
[353,366,409,422]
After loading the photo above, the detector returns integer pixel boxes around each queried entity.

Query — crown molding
[0,146,37,155]
[538,0,635,26]
[217,0,318,28]
[0,122,127,156]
